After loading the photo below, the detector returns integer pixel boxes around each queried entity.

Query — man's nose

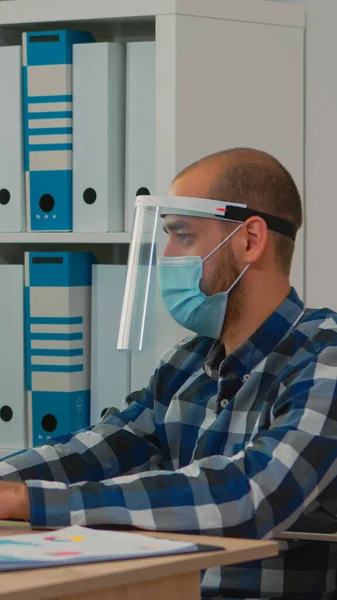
[162,240,176,258]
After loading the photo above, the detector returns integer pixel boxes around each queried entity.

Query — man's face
[163,170,244,306]
[162,214,241,296]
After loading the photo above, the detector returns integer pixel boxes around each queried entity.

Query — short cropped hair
[175,148,303,276]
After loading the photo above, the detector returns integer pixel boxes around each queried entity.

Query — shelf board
[0,0,305,29]
[0,232,131,244]
[0,0,167,26]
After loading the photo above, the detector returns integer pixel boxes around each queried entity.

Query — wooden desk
[0,522,278,600]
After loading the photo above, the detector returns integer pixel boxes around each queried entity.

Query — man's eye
[176,233,192,243]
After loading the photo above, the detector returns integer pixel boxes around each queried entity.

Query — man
[0,147,337,599]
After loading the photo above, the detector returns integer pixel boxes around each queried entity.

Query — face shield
[117,195,297,351]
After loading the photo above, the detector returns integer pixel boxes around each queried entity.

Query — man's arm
[0,377,162,487]
[3,347,337,535]
[0,481,30,521]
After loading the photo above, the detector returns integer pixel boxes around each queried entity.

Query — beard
[210,242,247,336]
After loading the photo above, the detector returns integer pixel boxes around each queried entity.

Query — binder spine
[22,30,94,232]
[0,46,25,232]
[25,251,96,445]
[72,42,125,233]
[125,41,156,232]
[0,266,26,450]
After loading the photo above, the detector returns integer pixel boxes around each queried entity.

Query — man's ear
[241,217,268,263]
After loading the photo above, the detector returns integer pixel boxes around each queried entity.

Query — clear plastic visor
[117,202,160,351]
[117,195,246,351]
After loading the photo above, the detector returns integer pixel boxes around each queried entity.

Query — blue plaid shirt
[1,288,337,599]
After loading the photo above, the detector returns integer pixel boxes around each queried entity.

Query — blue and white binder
[73,42,125,232]
[24,251,96,446]
[0,266,26,450]
[125,41,156,232]
[22,30,94,232]
[0,46,25,232]
[91,265,130,423]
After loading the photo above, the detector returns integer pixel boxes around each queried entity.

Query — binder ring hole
[39,194,55,213]
[136,187,150,197]
[0,189,10,205]
[0,406,13,422]
[42,414,57,432]
[83,188,97,205]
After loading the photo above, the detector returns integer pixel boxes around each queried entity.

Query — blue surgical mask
[158,225,249,339]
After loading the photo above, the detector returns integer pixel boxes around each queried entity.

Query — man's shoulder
[274,307,337,394]
[298,306,337,350]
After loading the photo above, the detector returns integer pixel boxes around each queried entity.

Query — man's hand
[0,482,30,521]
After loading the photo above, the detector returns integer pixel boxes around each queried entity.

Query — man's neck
[221,279,291,356]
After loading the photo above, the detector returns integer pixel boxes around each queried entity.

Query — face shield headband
[117,195,297,351]
[156,196,297,241]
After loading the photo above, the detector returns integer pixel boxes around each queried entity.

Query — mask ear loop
[202,222,250,293]
[202,223,243,263]
[226,263,250,293]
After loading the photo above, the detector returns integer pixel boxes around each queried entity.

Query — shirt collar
[204,287,304,382]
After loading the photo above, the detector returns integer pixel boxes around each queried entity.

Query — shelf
[0,0,305,29]
[0,232,132,244]
[0,0,164,25]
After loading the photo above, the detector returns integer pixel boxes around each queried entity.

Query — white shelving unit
[0,0,305,27]
[0,0,305,454]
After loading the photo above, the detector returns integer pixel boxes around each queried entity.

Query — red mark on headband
[216,207,227,213]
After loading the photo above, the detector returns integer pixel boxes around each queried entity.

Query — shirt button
[220,399,228,408]
[243,374,250,382]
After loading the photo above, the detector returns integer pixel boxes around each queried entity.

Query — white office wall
[302,0,337,309]
[271,0,337,310]
[267,1,337,313]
